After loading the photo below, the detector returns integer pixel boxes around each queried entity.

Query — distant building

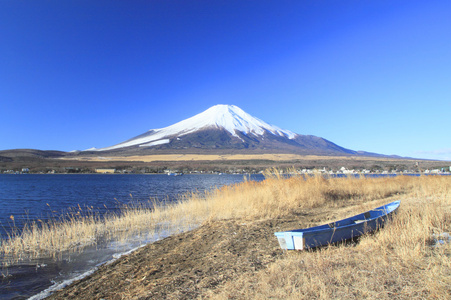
[95,168,116,174]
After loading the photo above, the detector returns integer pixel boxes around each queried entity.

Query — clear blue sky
[1,1,450,160]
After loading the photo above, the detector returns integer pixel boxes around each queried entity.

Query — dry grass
[2,170,450,300]
[1,171,405,264]
[61,153,402,162]
[210,175,451,299]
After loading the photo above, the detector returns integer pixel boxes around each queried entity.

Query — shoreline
[43,198,389,299]
[44,218,292,299]
[29,243,149,300]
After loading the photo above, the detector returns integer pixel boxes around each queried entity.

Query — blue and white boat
[167,172,183,176]
[274,200,400,251]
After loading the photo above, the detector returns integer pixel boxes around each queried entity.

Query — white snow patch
[139,139,170,147]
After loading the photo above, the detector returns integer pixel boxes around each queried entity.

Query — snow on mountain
[96,105,297,151]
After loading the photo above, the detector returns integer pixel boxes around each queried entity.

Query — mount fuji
[88,105,358,156]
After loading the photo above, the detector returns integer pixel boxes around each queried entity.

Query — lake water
[0,174,264,299]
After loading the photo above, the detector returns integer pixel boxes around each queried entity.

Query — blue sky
[1,1,450,160]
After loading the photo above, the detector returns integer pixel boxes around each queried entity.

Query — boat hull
[275,200,400,250]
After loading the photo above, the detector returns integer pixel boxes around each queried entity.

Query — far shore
[60,153,416,162]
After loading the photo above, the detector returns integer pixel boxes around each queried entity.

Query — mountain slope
[90,104,357,156]
[96,105,296,151]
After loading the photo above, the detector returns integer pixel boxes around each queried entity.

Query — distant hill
[0,149,66,159]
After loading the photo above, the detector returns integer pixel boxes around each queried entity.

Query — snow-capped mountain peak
[87,104,356,156]
[172,104,296,139]
[96,105,297,151]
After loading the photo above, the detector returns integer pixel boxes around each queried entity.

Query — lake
[0,174,264,299]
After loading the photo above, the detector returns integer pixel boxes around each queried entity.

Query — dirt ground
[45,204,364,299]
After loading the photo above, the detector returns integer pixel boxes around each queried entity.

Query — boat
[167,172,183,176]
[274,200,400,251]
